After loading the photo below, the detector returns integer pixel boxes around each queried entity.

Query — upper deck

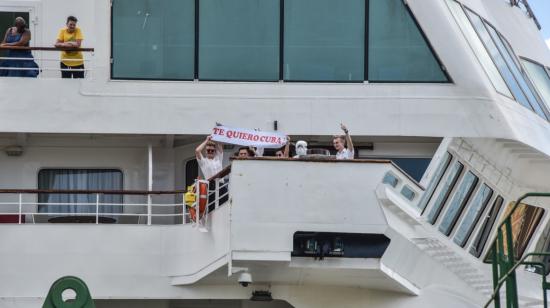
[0,0,549,153]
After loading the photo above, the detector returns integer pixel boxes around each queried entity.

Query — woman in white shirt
[195,136,223,180]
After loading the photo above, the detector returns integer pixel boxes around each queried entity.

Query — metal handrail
[484,252,550,308]
[483,193,550,308]
[0,46,94,52]
[509,0,541,30]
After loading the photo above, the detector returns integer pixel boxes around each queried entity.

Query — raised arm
[283,136,290,158]
[341,123,354,153]
[195,136,211,160]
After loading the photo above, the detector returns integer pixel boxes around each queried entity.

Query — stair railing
[483,192,550,308]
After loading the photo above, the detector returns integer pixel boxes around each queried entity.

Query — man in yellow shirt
[55,16,84,78]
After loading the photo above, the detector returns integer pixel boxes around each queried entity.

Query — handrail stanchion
[95,193,100,225]
[147,194,152,226]
[182,193,186,225]
[215,179,220,209]
[18,193,22,224]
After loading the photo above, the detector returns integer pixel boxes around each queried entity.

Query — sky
[528,0,550,49]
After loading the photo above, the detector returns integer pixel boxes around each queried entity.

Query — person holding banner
[195,136,223,179]
[333,123,354,160]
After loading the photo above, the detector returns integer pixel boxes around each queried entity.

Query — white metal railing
[0,46,94,79]
[0,177,230,226]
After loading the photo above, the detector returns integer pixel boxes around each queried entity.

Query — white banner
[210,126,287,149]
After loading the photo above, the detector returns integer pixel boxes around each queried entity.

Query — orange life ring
[189,181,208,221]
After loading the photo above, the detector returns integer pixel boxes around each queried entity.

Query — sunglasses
[206,149,215,153]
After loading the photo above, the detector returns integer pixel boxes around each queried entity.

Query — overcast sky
[528,0,550,49]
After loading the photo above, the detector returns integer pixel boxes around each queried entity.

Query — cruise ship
[1,0,550,307]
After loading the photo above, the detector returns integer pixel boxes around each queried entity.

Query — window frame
[427,159,464,224]
[452,183,494,247]
[367,0,451,84]
[469,195,504,258]
[109,0,452,83]
[437,170,479,236]
[418,152,453,214]
[520,56,550,109]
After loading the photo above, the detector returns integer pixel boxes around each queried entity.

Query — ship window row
[418,153,511,259]
[446,0,550,121]
[110,0,449,82]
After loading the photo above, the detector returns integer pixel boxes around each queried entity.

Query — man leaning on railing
[55,16,84,79]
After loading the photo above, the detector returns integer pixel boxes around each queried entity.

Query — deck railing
[0,166,231,225]
[509,0,541,29]
[0,46,94,79]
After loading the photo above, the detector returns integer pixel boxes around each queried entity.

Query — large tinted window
[283,0,364,81]
[438,171,478,235]
[112,0,195,80]
[368,0,447,82]
[390,158,431,182]
[466,10,548,119]
[469,196,503,257]
[453,183,493,246]
[199,0,280,81]
[418,152,452,212]
[445,0,511,96]
[427,161,463,224]
[523,60,550,109]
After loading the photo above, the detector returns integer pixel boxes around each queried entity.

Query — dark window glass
[438,171,478,235]
[112,0,195,80]
[199,0,280,81]
[469,196,503,258]
[38,169,123,218]
[484,23,548,120]
[368,0,447,82]
[427,161,463,224]
[453,184,493,246]
[389,158,431,182]
[418,153,452,212]
[283,0,364,81]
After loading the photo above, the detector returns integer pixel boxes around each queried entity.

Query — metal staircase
[484,193,550,308]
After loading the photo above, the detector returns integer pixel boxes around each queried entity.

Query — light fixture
[250,290,272,302]
[4,145,23,157]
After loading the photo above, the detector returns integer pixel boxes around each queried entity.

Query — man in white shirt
[195,136,223,180]
[333,123,354,160]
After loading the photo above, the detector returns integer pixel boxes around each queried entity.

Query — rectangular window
[38,169,123,219]
[445,0,511,96]
[368,0,447,82]
[438,171,479,235]
[492,202,545,260]
[469,195,503,258]
[199,0,280,81]
[427,160,463,224]
[453,184,493,246]
[522,59,550,110]
[111,0,195,80]
[467,11,548,119]
[283,0,365,81]
[418,152,452,212]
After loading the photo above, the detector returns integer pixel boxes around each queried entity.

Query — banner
[210,126,287,149]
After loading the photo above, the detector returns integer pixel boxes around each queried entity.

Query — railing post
[18,193,22,224]
[147,194,152,226]
[215,179,220,209]
[504,219,519,308]
[182,193,186,225]
[95,193,100,225]
[492,246,501,308]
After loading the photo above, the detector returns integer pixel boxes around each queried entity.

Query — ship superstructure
[1,0,550,307]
